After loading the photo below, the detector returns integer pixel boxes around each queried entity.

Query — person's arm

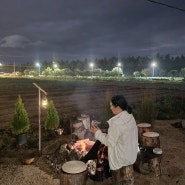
[95,121,120,147]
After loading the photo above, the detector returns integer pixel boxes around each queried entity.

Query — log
[111,165,134,185]
[142,132,160,148]
[149,155,162,177]
[142,132,162,177]
[137,123,152,146]
[60,160,88,185]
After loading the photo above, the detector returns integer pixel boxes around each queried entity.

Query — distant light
[53,64,58,69]
[152,62,156,67]
[90,62,94,68]
[36,62,40,67]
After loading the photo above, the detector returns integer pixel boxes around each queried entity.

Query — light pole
[33,82,47,155]
[90,62,94,77]
[36,62,41,76]
[152,62,156,77]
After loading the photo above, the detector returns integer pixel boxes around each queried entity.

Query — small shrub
[44,100,60,130]
[11,95,30,135]
[135,96,159,123]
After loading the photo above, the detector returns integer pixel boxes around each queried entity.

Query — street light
[36,62,41,76]
[53,63,58,69]
[33,82,48,155]
[117,62,121,77]
[90,62,94,77]
[152,62,157,77]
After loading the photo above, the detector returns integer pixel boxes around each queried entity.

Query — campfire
[46,114,110,181]
[72,139,95,157]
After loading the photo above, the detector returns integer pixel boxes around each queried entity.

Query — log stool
[142,131,160,148]
[149,148,162,177]
[137,123,152,146]
[142,132,162,177]
[60,160,88,185]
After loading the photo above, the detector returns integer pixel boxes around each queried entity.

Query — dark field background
[0,77,184,129]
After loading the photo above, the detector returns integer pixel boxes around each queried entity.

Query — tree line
[2,53,185,78]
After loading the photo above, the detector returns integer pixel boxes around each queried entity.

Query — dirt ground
[0,120,185,185]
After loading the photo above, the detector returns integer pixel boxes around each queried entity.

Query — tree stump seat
[135,131,162,177]
[137,123,152,146]
[142,132,162,176]
[60,160,88,185]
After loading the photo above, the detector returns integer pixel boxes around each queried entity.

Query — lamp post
[36,62,41,76]
[152,62,156,77]
[90,62,94,77]
[33,82,47,155]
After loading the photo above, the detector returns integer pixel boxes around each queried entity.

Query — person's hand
[90,122,100,134]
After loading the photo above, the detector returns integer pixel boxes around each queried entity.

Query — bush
[158,94,185,119]
[11,95,30,135]
[135,96,159,123]
[44,100,60,130]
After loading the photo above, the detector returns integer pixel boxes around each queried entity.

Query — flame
[79,140,86,151]
[73,139,95,153]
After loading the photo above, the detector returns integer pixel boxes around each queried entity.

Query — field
[0,77,185,130]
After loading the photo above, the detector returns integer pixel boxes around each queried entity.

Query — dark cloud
[0,0,185,64]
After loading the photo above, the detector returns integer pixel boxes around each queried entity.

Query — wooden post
[137,123,152,146]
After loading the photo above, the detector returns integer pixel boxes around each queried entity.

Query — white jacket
[95,111,138,170]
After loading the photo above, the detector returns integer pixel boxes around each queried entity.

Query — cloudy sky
[0,0,185,64]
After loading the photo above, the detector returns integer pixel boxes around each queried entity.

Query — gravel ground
[0,120,185,185]
[0,165,60,185]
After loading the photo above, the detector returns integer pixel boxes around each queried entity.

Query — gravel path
[0,165,60,185]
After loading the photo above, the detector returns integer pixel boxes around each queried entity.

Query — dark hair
[111,95,132,114]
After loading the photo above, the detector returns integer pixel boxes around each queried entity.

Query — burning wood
[73,139,95,155]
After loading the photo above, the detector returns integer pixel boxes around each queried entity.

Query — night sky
[0,0,185,64]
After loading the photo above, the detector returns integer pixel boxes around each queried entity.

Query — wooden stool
[111,165,134,185]
[149,148,162,177]
[142,132,160,148]
[142,132,162,176]
[137,123,152,146]
[60,160,88,185]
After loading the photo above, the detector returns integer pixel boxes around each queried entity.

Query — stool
[137,123,152,146]
[60,160,88,185]
[142,132,160,148]
[142,132,162,177]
